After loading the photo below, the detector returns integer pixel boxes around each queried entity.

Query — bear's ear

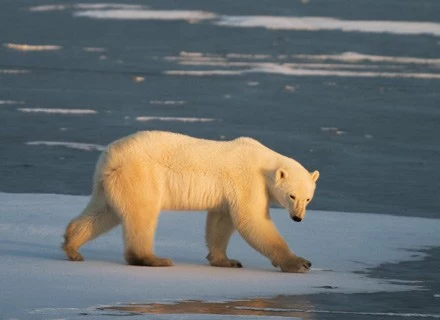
[276,168,288,182]
[310,170,320,182]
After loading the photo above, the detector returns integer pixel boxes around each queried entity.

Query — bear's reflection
[100,295,315,319]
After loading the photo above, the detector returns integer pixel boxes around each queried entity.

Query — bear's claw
[229,259,243,268]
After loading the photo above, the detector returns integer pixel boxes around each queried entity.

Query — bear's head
[272,167,319,222]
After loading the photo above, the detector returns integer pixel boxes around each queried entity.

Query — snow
[149,100,186,105]
[0,192,439,319]
[26,141,106,152]
[136,116,218,122]
[28,4,146,12]
[292,52,440,66]
[32,3,440,37]
[165,67,440,79]
[226,53,272,60]
[0,69,30,74]
[0,100,24,105]
[161,51,440,79]
[215,16,440,36]
[29,4,440,36]
[246,66,440,79]
[18,108,97,114]
[165,70,243,76]
[82,47,107,53]
[74,9,216,22]
[3,43,62,52]
[32,4,216,22]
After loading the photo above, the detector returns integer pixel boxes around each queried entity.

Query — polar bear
[63,131,319,273]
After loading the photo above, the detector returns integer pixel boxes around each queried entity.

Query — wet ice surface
[100,297,440,319]
[0,192,439,319]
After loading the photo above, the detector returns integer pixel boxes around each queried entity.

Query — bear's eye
[289,195,296,200]
[307,198,310,202]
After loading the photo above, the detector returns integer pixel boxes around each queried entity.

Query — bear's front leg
[231,205,311,273]
[275,254,312,273]
[205,209,243,268]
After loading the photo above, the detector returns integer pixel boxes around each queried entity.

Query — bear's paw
[125,251,174,267]
[207,254,243,268]
[279,256,311,273]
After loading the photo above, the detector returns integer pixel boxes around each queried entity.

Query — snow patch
[149,100,186,105]
[74,9,216,22]
[247,63,440,79]
[136,116,217,122]
[4,43,62,51]
[0,69,31,74]
[292,52,440,66]
[18,108,97,114]
[215,16,440,36]
[29,3,146,12]
[30,5,440,37]
[172,58,390,70]
[321,127,346,135]
[28,4,70,11]
[0,100,24,105]
[82,47,107,52]
[226,53,272,59]
[166,66,440,79]
[165,70,243,76]
[179,51,205,58]
[162,51,440,79]
[26,141,106,151]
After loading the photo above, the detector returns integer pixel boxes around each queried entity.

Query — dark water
[1,0,440,218]
[1,0,439,319]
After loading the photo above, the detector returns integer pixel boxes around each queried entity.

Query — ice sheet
[216,16,440,36]
[0,192,439,319]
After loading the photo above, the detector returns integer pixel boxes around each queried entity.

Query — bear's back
[104,131,296,179]
[123,131,275,171]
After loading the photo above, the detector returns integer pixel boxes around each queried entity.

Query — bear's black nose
[292,216,302,222]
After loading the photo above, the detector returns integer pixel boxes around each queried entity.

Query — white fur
[63,131,319,272]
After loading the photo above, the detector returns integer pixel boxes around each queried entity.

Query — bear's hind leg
[205,208,242,268]
[103,159,172,267]
[63,195,120,261]
[121,209,173,267]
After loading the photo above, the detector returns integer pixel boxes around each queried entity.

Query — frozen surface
[136,116,219,123]
[0,192,439,319]
[165,67,440,79]
[27,4,440,36]
[17,108,97,114]
[0,100,24,105]
[215,16,440,36]
[26,141,106,152]
[3,43,62,51]
[75,9,217,21]
[162,51,440,79]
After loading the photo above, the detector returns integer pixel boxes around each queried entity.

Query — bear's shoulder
[232,137,262,147]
